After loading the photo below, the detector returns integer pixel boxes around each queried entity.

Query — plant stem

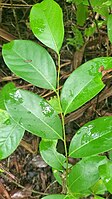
[57,53,61,93]
[88,0,99,34]
[56,54,68,193]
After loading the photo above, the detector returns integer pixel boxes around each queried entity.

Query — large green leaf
[0,109,24,160]
[61,57,112,115]
[67,156,107,193]
[40,139,65,170]
[4,89,62,140]
[69,117,112,158]
[107,14,112,43]
[2,40,56,91]
[99,162,112,193]
[30,0,64,54]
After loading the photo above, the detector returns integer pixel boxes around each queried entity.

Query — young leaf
[30,0,64,54]
[61,57,112,115]
[99,162,112,193]
[2,40,56,91]
[40,139,65,170]
[69,117,112,158]
[107,14,112,43]
[5,89,63,140]
[0,109,24,159]
[67,156,107,193]
[49,96,62,114]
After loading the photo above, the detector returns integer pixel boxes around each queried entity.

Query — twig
[0,3,33,8]
[0,172,49,196]
[88,0,99,34]
[10,0,21,39]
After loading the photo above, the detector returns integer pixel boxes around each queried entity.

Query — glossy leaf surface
[40,139,65,170]
[0,109,24,159]
[69,117,112,158]
[30,0,64,54]
[5,89,62,140]
[61,57,112,115]
[107,14,112,43]
[67,156,107,193]
[2,40,56,90]
[99,162,112,193]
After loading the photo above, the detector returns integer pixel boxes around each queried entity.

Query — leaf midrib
[6,99,62,140]
[11,48,56,91]
[64,75,102,115]
[69,130,112,157]
[42,3,59,53]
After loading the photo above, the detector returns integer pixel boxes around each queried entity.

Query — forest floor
[0,0,112,198]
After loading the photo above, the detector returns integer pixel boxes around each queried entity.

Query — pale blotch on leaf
[40,100,54,117]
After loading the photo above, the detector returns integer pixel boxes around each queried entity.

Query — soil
[0,0,112,199]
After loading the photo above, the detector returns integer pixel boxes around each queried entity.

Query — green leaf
[30,0,64,54]
[5,89,63,140]
[61,57,112,115]
[42,195,66,199]
[91,179,107,194]
[0,83,16,110]
[42,195,75,199]
[52,169,62,185]
[0,92,5,110]
[2,40,56,91]
[94,196,105,199]
[67,27,84,49]
[94,6,109,18]
[107,14,112,43]
[40,139,65,170]
[76,3,88,26]
[49,96,62,114]
[67,156,107,193]
[92,0,111,18]
[84,24,96,37]
[99,162,112,193]
[69,117,112,158]
[0,109,24,159]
